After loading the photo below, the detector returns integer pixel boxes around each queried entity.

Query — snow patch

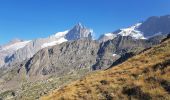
[54,30,69,38]
[104,33,117,39]
[56,38,68,44]
[41,38,67,48]
[41,30,69,48]
[89,29,93,33]
[105,33,114,37]
[118,23,146,39]
[112,54,117,56]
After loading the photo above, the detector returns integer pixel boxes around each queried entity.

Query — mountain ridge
[41,34,170,100]
[99,15,170,42]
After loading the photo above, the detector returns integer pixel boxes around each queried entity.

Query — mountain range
[0,23,93,68]
[0,15,170,100]
[41,34,170,100]
[1,15,170,68]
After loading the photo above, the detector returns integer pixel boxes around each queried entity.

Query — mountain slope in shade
[0,23,93,68]
[41,37,170,100]
[99,15,170,42]
[138,15,170,37]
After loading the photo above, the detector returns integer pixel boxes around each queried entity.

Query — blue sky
[0,0,170,45]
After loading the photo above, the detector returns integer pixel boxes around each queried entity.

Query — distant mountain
[138,15,170,37]
[99,15,170,42]
[0,28,168,100]
[0,34,167,99]
[0,23,93,67]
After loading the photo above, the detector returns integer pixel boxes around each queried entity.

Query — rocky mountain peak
[74,22,84,29]
[65,23,93,40]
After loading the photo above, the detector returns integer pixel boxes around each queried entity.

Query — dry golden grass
[41,39,170,100]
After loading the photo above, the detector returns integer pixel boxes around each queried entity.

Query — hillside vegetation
[41,38,170,100]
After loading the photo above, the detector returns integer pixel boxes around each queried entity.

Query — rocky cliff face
[65,23,93,40]
[23,39,99,78]
[17,35,167,77]
[25,35,165,77]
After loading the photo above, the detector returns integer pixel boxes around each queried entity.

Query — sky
[0,0,170,45]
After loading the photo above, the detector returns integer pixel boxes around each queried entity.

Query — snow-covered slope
[99,15,170,42]
[117,23,146,39]
[0,40,31,67]
[0,40,31,52]
[41,30,69,48]
[41,38,67,48]
[54,30,69,37]
[99,23,146,42]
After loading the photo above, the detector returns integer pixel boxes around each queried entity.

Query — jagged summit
[74,22,84,29]
[65,23,93,40]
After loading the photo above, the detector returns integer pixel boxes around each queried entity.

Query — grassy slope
[41,39,170,100]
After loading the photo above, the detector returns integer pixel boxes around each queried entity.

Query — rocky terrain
[41,35,170,100]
